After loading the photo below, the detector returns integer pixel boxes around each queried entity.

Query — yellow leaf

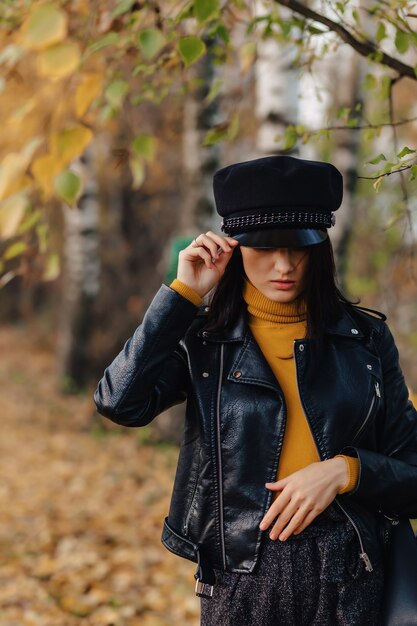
[0,138,42,202]
[129,155,145,188]
[75,73,104,118]
[31,154,62,198]
[0,193,28,240]
[19,5,68,51]
[239,41,257,74]
[37,41,81,80]
[43,252,60,281]
[50,126,93,165]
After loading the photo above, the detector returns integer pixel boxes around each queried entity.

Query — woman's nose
[272,249,294,271]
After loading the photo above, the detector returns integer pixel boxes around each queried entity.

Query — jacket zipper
[293,340,373,573]
[351,381,380,443]
[216,343,227,569]
[334,498,373,571]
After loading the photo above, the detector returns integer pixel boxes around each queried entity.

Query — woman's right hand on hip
[176,231,239,298]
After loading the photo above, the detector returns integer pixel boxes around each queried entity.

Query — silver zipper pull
[359,552,373,572]
[375,381,381,398]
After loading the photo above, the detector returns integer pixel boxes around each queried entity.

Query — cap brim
[230,228,328,248]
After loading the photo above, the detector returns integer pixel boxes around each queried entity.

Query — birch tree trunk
[57,145,101,390]
[254,1,299,155]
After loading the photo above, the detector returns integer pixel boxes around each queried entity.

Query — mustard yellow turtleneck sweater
[168,277,360,495]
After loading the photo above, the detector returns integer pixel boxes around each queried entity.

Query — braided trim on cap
[220,211,336,232]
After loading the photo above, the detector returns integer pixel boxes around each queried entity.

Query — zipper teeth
[216,343,226,569]
[351,382,378,443]
[334,497,366,554]
[293,340,372,571]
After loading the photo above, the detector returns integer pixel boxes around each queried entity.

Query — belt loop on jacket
[194,546,216,598]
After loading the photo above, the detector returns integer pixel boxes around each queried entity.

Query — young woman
[94,156,417,626]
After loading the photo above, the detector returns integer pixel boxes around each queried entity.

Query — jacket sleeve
[93,284,201,427]
[339,321,417,518]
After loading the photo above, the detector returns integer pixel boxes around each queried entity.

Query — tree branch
[357,164,414,180]
[274,0,417,81]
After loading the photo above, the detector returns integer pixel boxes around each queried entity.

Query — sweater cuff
[169,279,203,308]
[334,454,360,494]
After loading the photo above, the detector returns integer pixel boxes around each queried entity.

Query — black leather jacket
[93,283,417,592]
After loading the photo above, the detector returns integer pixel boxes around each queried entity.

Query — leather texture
[380,517,417,626]
[94,284,417,575]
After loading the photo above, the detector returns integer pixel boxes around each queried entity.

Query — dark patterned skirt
[200,501,384,626]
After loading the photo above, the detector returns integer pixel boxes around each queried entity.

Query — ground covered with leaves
[0,323,200,626]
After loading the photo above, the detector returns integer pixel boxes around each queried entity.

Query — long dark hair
[204,237,360,357]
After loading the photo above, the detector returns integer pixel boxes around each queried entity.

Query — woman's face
[240,245,310,303]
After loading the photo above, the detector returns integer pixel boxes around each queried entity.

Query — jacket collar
[197,304,364,343]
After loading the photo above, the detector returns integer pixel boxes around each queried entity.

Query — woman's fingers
[191,231,236,260]
[292,509,321,536]
[259,489,290,530]
[270,505,313,541]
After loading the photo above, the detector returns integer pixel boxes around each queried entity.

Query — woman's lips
[270,280,295,290]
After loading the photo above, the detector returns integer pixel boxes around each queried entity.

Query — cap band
[221,210,335,233]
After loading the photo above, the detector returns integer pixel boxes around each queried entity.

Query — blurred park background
[1,0,417,624]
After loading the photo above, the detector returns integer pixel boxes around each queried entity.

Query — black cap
[213,155,343,248]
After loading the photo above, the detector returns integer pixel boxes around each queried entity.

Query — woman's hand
[259,457,348,541]
[177,231,239,298]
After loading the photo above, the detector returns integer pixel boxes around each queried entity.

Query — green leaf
[89,33,119,54]
[395,29,409,54]
[194,0,220,24]
[54,171,82,205]
[283,127,298,150]
[17,208,41,235]
[131,134,156,161]
[397,146,416,158]
[363,73,376,90]
[336,106,351,120]
[177,36,206,66]
[111,0,136,17]
[205,78,224,103]
[138,28,166,60]
[375,22,386,43]
[367,153,386,165]
[211,22,230,43]
[175,0,194,22]
[4,241,26,260]
[335,2,345,13]
[104,80,130,108]
[227,113,239,140]
[202,127,228,146]
[409,164,417,181]
[347,118,359,128]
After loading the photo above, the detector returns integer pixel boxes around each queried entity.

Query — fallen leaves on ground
[0,322,200,626]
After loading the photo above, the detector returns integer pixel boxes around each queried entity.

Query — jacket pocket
[351,376,381,444]
[161,516,199,564]
[183,473,200,536]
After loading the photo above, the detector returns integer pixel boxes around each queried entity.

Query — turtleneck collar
[242,277,307,324]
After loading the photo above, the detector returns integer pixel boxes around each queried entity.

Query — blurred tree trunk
[254,1,299,155]
[327,48,364,290]
[153,36,221,444]
[57,146,101,390]
[297,44,364,288]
